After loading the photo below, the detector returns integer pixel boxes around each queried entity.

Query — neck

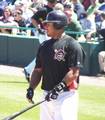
[52,31,65,39]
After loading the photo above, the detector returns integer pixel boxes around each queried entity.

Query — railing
[0,25,35,36]
[0,25,103,42]
[65,30,90,35]
[0,25,90,36]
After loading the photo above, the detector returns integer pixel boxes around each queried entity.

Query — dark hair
[32,8,47,21]
[99,0,105,3]
[47,0,57,3]
[101,12,105,19]
[63,2,72,9]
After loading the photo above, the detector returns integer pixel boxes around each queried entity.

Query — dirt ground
[0,65,105,87]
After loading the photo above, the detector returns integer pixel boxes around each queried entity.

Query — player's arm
[26,67,43,103]
[45,67,79,101]
[29,68,43,89]
[63,67,79,87]
[26,45,43,103]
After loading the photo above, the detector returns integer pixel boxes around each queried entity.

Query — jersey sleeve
[67,41,85,68]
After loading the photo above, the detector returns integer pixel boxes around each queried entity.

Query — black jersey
[35,35,85,91]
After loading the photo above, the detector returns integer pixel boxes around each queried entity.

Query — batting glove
[26,87,34,104]
[45,81,68,101]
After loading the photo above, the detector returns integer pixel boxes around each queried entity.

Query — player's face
[44,22,57,37]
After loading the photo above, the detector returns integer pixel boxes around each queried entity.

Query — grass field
[0,74,105,120]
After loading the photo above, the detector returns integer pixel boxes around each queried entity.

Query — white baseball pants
[40,90,78,120]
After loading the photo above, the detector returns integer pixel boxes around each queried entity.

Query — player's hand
[45,89,58,101]
[26,87,34,104]
[45,81,68,101]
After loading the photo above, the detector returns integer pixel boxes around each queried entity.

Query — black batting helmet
[43,10,68,29]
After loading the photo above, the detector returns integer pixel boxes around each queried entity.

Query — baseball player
[26,10,85,120]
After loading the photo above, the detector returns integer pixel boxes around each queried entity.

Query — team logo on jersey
[54,49,65,61]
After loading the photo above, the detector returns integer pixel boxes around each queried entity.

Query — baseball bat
[2,100,46,120]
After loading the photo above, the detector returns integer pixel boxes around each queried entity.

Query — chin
[47,33,51,37]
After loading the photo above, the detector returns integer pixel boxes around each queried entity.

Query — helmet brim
[43,20,61,24]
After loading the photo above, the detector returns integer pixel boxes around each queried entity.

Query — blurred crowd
[0,0,105,41]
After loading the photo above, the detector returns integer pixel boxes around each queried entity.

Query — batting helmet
[43,10,68,29]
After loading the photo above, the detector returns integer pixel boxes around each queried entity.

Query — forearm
[45,67,79,101]
[29,68,42,90]
[26,68,42,103]
[63,67,80,87]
